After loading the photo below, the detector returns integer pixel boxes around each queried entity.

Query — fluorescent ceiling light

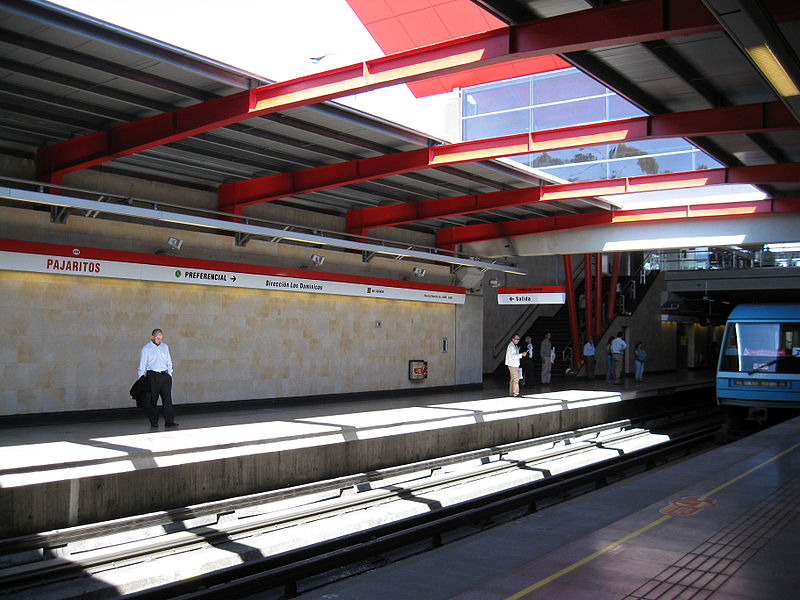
[746,44,800,97]
[603,235,747,252]
[603,184,768,210]
[0,185,526,275]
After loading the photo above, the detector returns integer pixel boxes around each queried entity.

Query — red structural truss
[220,102,797,212]
[436,198,800,250]
[585,253,594,340]
[608,253,621,322]
[563,255,581,371]
[345,0,571,98]
[36,0,731,182]
[594,252,602,339]
[345,162,800,234]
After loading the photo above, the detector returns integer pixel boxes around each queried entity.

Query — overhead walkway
[664,266,800,297]
[0,371,714,537]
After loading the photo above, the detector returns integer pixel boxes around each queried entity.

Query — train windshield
[721,322,800,374]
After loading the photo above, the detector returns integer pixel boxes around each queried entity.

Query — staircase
[487,253,662,381]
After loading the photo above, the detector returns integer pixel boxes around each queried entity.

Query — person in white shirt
[138,328,178,431]
[583,336,596,380]
[505,334,527,397]
[610,331,628,384]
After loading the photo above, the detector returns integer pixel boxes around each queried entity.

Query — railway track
[0,403,723,600]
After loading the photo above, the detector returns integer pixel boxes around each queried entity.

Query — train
[716,304,800,421]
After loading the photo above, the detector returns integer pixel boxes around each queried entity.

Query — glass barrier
[643,245,800,275]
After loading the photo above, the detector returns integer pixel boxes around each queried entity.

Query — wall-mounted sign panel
[497,286,566,305]
[0,240,465,305]
[408,360,428,380]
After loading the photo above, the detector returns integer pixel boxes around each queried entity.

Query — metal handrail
[645,247,800,271]
[0,175,522,273]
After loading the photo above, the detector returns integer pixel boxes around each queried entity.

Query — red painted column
[563,255,581,370]
[584,253,593,341]
[595,252,603,338]
[607,253,621,321]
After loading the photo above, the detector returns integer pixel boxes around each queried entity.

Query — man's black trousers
[145,370,175,426]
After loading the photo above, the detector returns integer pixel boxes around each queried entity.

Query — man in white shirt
[610,331,628,384]
[583,336,596,380]
[505,334,527,397]
[138,328,178,431]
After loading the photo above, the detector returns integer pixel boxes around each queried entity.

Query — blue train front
[716,304,800,412]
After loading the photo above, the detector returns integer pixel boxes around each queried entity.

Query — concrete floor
[292,413,800,600]
[0,370,715,536]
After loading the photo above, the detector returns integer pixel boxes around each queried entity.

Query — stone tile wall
[0,270,457,415]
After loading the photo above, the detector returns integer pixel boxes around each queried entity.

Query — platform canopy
[0,0,798,257]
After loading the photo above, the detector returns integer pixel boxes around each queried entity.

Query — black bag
[130,375,151,408]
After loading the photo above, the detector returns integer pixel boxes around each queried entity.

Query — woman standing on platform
[634,341,647,382]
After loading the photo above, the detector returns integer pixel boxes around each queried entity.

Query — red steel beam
[36,0,730,180]
[222,101,797,211]
[345,162,800,234]
[585,253,594,340]
[436,198,800,249]
[607,253,621,322]
[563,255,581,371]
[594,252,602,339]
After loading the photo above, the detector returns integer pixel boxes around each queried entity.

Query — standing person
[610,330,628,384]
[505,334,527,397]
[540,332,553,384]
[583,336,596,380]
[634,341,647,382]
[605,339,613,383]
[138,328,179,431]
[521,335,535,387]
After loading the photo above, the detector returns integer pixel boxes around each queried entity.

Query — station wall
[0,268,463,415]
[0,158,481,417]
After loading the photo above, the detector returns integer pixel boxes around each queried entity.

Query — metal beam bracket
[234,232,251,247]
[50,206,70,224]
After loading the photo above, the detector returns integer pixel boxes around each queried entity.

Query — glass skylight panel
[462,68,723,184]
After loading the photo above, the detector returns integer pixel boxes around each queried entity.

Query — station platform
[300,410,800,600]
[0,371,714,537]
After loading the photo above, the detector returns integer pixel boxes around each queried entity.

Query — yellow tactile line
[503,439,800,600]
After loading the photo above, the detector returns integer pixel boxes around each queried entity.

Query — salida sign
[497,286,566,305]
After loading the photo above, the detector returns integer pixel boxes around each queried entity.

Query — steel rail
[0,424,650,585]
[122,424,721,600]
[0,419,635,554]
[0,409,720,592]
